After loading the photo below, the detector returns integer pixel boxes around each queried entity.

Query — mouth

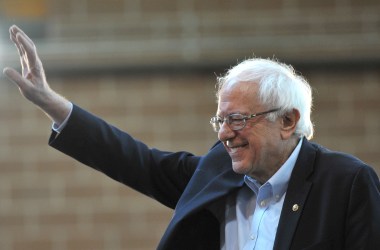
[225,143,248,154]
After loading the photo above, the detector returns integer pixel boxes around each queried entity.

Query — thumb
[3,67,29,90]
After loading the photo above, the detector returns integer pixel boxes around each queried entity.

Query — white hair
[216,58,314,139]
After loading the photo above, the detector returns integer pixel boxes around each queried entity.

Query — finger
[7,25,45,84]
[19,45,30,77]
[15,33,43,78]
[9,25,18,43]
[3,67,31,91]
[16,33,37,63]
[9,26,23,57]
[11,25,35,45]
[11,25,37,58]
[9,25,38,66]
[9,26,29,74]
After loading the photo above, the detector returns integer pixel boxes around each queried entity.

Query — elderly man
[4,25,380,250]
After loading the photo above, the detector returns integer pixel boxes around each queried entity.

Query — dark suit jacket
[49,105,380,250]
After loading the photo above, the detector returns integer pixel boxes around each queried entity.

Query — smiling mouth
[226,143,248,153]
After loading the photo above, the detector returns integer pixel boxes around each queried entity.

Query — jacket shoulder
[309,141,372,172]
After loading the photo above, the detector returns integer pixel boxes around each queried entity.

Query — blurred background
[0,0,379,249]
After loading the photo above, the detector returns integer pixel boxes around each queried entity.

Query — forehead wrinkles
[219,81,259,105]
[217,81,260,116]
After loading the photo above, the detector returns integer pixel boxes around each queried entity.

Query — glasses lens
[228,114,246,130]
[210,114,247,132]
[210,117,221,132]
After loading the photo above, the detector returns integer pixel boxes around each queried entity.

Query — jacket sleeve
[49,104,201,209]
[345,163,380,250]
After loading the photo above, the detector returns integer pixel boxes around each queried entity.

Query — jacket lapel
[176,164,244,215]
[158,142,243,249]
[273,139,317,250]
[173,141,244,221]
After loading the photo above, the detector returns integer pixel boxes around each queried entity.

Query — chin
[231,162,250,175]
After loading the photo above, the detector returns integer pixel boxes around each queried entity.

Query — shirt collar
[244,138,303,204]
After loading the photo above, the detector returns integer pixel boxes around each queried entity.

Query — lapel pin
[292,204,299,212]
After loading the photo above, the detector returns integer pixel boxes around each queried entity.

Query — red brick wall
[1,68,379,250]
[310,69,380,167]
[0,0,379,249]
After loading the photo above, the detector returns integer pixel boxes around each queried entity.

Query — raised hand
[3,25,72,125]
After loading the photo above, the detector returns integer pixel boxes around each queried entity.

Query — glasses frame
[210,108,280,132]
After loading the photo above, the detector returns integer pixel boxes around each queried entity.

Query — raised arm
[3,25,71,126]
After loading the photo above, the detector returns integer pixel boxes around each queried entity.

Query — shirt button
[260,200,266,207]
[250,234,255,240]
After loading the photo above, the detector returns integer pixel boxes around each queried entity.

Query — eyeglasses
[210,108,280,132]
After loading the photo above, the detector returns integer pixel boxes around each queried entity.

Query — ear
[280,109,300,140]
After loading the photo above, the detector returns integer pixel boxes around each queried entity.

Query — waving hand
[3,25,71,125]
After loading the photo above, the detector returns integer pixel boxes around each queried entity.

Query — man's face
[217,82,286,182]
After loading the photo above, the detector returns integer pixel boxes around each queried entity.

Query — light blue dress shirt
[221,139,303,250]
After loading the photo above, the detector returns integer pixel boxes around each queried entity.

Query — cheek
[247,144,260,162]
[246,136,267,162]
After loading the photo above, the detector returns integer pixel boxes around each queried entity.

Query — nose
[218,121,236,142]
